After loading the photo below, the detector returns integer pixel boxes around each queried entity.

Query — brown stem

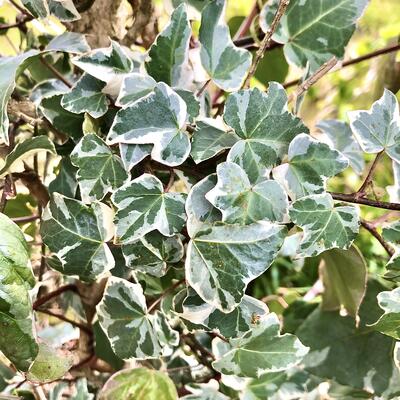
[330,192,400,211]
[360,220,395,257]
[147,278,185,313]
[12,214,40,223]
[39,56,73,88]
[287,56,338,103]
[33,284,78,309]
[0,14,33,30]
[164,168,175,192]
[182,334,215,369]
[196,79,211,97]
[233,2,259,40]
[242,0,290,89]
[0,176,13,213]
[36,308,92,334]
[8,0,31,15]
[284,43,400,89]
[356,151,384,197]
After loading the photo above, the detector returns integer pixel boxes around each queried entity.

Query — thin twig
[33,284,78,309]
[12,214,40,223]
[196,79,211,97]
[8,0,31,15]
[242,0,290,89]
[39,56,73,88]
[233,2,259,40]
[360,219,395,256]
[330,192,400,211]
[0,14,33,31]
[287,56,338,103]
[356,151,384,197]
[284,43,400,89]
[36,308,92,334]
[164,168,175,192]
[147,278,185,313]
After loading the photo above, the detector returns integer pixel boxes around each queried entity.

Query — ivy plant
[0,0,400,398]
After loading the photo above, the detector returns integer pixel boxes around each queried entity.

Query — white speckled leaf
[272,134,348,200]
[111,174,187,244]
[289,193,359,257]
[213,313,309,378]
[199,0,251,91]
[206,162,288,224]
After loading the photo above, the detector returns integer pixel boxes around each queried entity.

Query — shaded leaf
[46,32,90,54]
[48,157,78,198]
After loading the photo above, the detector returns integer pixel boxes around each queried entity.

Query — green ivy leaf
[213,313,308,378]
[48,0,80,21]
[261,0,368,71]
[122,232,184,277]
[317,119,365,175]
[98,367,178,400]
[0,136,56,178]
[224,85,307,183]
[289,193,359,257]
[111,173,187,244]
[97,278,162,359]
[199,0,251,91]
[206,162,288,224]
[70,133,128,203]
[0,213,38,371]
[348,89,400,163]
[107,83,190,166]
[175,287,268,338]
[61,74,108,118]
[46,32,90,54]
[190,119,238,164]
[41,193,115,281]
[145,4,191,86]
[27,344,73,383]
[21,0,49,18]
[49,157,78,198]
[186,222,287,312]
[115,73,156,107]
[272,134,348,200]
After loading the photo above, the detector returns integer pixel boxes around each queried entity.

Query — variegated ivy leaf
[175,89,200,123]
[119,143,152,172]
[70,134,128,203]
[272,134,348,200]
[289,193,360,257]
[111,174,187,244]
[115,73,156,107]
[48,0,80,21]
[97,277,163,359]
[260,0,368,71]
[371,287,400,340]
[41,193,115,281]
[72,41,133,84]
[49,157,78,198]
[0,213,38,371]
[175,287,268,338]
[317,119,365,175]
[153,310,180,356]
[30,79,69,105]
[191,119,238,164]
[46,32,90,54]
[145,4,191,87]
[61,74,108,118]
[108,83,190,166]
[199,0,251,91]
[382,221,400,244]
[387,161,400,202]
[186,222,287,312]
[206,162,288,224]
[224,85,308,183]
[348,89,400,163]
[0,136,56,178]
[185,174,221,237]
[122,232,184,277]
[182,380,229,400]
[383,251,400,283]
[213,313,309,378]
[21,0,49,18]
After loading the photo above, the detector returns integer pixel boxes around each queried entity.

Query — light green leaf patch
[0,213,38,371]
[98,367,178,400]
[213,313,308,378]
[199,0,251,91]
[186,222,287,312]
[0,136,56,178]
[272,134,348,200]
[289,193,359,257]
[317,119,365,175]
[61,74,108,118]
[70,133,128,203]
[27,344,73,383]
[348,89,400,163]
[111,173,187,244]
[107,83,190,167]
[191,119,238,164]
[97,278,175,359]
[206,162,288,224]
[46,32,90,54]
[41,193,115,281]
[115,73,156,107]
[224,85,307,183]
[145,4,191,87]
[175,287,268,338]
[260,0,368,71]
[122,232,184,277]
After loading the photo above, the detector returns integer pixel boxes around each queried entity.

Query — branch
[356,151,384,197]
[147,278,185,313]
[284,43,400,89]
[287,56,338,103]
[360,219,395,257]
[12,214,40,223]
[330,192,400,211]
[242,0,290,89]
[39,56,73,88]
[36,308,92,334]
[0,14,33,31]
[33,284,78,309]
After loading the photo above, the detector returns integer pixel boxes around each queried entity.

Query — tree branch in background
[242,0,290,89]
[360,219,395,256]
[330,192,400,211]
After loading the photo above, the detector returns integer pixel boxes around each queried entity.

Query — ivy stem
[39,56,73,88]
[360,219,395,256]
[36,308,92,334]
[33,284,78,309]
[242,0,290,89]
[356,151,384,197]
[147,278,185,313]
[329,192,400,211]
[196,79,211,97]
